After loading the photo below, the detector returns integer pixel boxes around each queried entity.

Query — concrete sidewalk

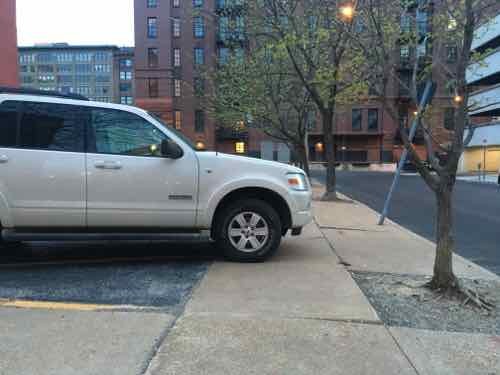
[144,187,500,374]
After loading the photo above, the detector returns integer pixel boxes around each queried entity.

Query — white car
[0,88,312,262]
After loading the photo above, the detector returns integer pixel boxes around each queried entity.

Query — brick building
[133,0,459,164]
[134,0,284,158]
[0,0,19,87]
[308,0,459,165]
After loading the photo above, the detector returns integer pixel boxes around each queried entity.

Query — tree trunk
[431,183,458,290]
[297,143,310,177]
[321,111,337,200]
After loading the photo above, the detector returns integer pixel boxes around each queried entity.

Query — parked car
[0,88,312,262]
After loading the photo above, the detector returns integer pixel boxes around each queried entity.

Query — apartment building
[306,0,460,165]
[134,0,282,158]
[461,11,500,173]
[18,44,135,104]
[134,0,461,163]
[116,47,136,105]
[0,0,19,87]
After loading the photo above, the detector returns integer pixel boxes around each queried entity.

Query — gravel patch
[352,271,500,335]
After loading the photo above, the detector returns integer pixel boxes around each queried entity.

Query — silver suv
[0,88,312,262]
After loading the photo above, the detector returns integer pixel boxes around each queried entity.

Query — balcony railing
[469,83,500,116]
[472,13,500,51]
[216,0,245,12]
[216,127,249,140]
[467,48,500,85]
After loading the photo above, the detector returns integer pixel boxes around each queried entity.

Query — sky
[16,0,135,47]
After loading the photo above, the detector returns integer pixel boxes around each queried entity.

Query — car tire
[215,199,282,262]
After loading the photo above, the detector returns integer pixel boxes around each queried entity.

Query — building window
[120,96,133,105]
[416,10,428,37]
[172,0,180,7]
[120,83,132,92]
[444,108,455,130]
[194,48,205,65]
[148,17,158,38]
[120,59,133,68]
[218,47,229,65]
[235,142,246,154]
[147,0,158,8]
[400,45,410,63]
[446,45,458,63]
[194,77,205,96]
[193,0,203,7]
[120,71,132,80]
[368,109,379,131]
[148,48,159,68]
[352,109,362,131]
[193,16,205,38]
[401,14,411,33]
[195,110,205,133]
[148,78,159,98]
[174,110,182,129]
[173,48,181,67]
[174,79,182,97]
[173,18,181,37]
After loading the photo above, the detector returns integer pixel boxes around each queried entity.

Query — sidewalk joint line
[138,261,213,375]
[319,225,381,232]
[294,316,383,326]
[385,326,421,375]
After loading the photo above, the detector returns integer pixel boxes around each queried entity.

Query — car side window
[89,108,168,157]
[0,101,19,148]
[0,100,86,152]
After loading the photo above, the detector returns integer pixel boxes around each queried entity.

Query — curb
[311,178,500,282]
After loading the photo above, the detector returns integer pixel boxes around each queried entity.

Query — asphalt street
[0,241,216,311]
[311,170,500,275]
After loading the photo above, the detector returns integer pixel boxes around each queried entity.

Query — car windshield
[147,112,198,151]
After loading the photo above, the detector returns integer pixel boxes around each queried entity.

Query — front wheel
[215,199,282,262]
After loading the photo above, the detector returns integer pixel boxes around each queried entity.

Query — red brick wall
[0,0,19,87]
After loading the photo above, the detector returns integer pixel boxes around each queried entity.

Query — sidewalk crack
[385,326,421,375]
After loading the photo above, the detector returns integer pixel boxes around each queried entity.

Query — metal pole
[378,80,436,225]
[483,140,487,181]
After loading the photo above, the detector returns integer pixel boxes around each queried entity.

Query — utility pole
[378,80,436,225]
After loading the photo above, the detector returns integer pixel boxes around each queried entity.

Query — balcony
[472,13,500,51]
[216,126,249,140]
[216,0,245,14]
[469,83,500,117]
[217,30,246,44]
[466,48,500,85]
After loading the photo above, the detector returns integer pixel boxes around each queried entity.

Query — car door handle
[94,161,122,170]
[0,155,9,164]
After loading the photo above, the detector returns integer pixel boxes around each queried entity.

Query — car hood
[197,152,306,175]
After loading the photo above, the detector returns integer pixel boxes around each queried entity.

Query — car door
[85,107,198,229]
[0,100,86,228]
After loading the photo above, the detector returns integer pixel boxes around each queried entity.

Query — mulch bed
[351,271,500,335]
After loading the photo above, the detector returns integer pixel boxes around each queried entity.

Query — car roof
[0,92,149,117]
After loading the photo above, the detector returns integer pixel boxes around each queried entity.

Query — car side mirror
[161,139,184,159]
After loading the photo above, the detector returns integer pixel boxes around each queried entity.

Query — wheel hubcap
[228,212,269,252]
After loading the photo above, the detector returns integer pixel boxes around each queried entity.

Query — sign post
[378,80,437,225]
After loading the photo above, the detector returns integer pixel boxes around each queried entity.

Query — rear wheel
[215,199,282,262]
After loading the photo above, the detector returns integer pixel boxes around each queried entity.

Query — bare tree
[205,49,315,175]
[249,0,368,200]
[359,0,497,308]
